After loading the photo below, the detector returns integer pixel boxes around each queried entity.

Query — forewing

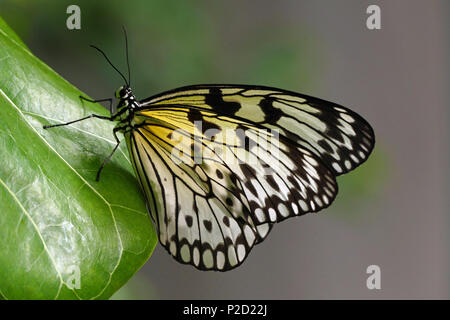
[142,84,375,176]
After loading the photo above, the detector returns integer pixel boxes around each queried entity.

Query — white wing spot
[292,202,299,214]
[193,247,200,266]
[228,245,238,266]
[217,251,225,270]
[243,225,255,246]
[344,160,351,170]
[256,224,270,238]
[324,187,333,197]
[278,203,289,217]
[170,241,177,256]
[255,208,265,223]
[314,196,322,207]
[341,113,355,123]
[237,244,246,262]
[180,244,190,262]
[332,162,342,173]
[202,249,214,269]
[299,200,308,212]
[268,208,277,221]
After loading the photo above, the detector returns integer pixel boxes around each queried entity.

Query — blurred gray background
[2,0,448,299]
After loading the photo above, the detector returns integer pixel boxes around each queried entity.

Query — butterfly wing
[127,84,374,271]
[143,84,375,175]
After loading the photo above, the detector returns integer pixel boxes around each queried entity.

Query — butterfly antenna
[90,44,129,86]
[122,26,131,87]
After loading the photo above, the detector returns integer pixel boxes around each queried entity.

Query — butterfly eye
[115,86,125,98]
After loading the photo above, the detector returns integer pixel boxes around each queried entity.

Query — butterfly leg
[79,96,113,115]
[43,113,114,129]
[95,125,128,181]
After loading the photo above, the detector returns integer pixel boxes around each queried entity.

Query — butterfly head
[115,85,133,99]
[115,85,138,110]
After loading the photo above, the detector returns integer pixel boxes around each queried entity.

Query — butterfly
[44,32,375,271]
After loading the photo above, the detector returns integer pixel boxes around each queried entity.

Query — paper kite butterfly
[44,31,375,271]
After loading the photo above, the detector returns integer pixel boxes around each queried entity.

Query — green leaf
[0,17,157,300]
